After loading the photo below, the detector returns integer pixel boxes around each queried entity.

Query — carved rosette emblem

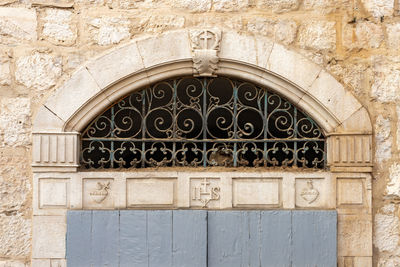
[189,29,221,77]
[90,181,110,203]
[300,179,319,204]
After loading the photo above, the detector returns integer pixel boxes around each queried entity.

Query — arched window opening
[81,77,325,169]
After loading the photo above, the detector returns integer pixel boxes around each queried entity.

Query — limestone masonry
[0,0,399,266]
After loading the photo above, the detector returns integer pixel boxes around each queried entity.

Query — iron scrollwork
[81,77,326,169]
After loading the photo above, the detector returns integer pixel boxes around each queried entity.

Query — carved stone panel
[295,178,324,208]
[337,178,365,206]
[190,177,220,208]
[327,134,372,168]
[189,29,221,77]
[32,132,79,171]
[39,178,69,209]
[232,178,281,207]
[83,178,113,209]
[126,178,176,207]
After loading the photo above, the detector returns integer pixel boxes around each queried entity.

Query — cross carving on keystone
[199,30,214,49]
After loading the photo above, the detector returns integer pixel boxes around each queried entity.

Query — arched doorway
[31,29,373,266]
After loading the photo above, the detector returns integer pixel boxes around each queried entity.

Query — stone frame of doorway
[31,29,373,267]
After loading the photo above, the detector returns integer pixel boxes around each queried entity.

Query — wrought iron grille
[81,77,326,169]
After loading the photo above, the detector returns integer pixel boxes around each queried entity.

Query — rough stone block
[374,115,392,163]
[213,0,249,12]
[171,0,211,12]
[0,54,10,86]
[33,0,73,7]
[0,8,37,43]
[257,0,299,13]
[343,21,384,49]
[0,97,31,147]
[361,0,394,18]
[15,52,62,91]
[298,21,336,51]
[374,210,399,253]
[42,8,76,45]
[371,56,400,103]
[88,16,130,46]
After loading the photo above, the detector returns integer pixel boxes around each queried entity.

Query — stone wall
[0,0,398,266]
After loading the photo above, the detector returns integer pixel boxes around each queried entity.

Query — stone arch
[31,29,374,266]
[33,29,371,136]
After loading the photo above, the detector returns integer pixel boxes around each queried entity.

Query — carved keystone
[189,29,221,77]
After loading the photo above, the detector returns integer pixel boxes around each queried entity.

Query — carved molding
[32,132,79,172]
[189,29,221,77]
[327,134,372,169]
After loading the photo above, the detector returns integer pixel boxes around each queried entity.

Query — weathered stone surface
[378,257,400,267]
[302,0,338,13]
[32,0,74,7]
[0,148,31,215]
[327,60,369,96]
[0,146,31,258]
[0,214,31,257]
[15,52,62,91]
[343,21,384,49]
[172,0,211,12]
[338,214,372,256]
[361,0,394,18]
[386,163,400,198]
[0,54,10,86]
[0,8,37,44]
[298,21,336,51]
[247,18,297,45]
[213,0,249,12]
[374,206,399,252]
[275,20,297,45]
[89,16,130,45]
[397,106,400,151]
[0,260,27,267]
[0,0,17,5]
[0,98,30,147]
[371,57,400,103]
[375,115,392,163]
[42,8,76,45]
[247,17,275,36]
[138,15,185,33]
[257,0,299,13]
[386,23,400,50]
[32,216,65,258]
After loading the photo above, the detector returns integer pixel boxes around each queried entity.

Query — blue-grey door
[67,210,337,267]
